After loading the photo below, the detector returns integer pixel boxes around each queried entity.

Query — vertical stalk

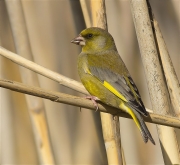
[5,1,55,164]
[130,0,180,164]
[90,0,124,164]
[153,18,180,118]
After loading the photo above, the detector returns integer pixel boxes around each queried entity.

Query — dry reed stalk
[1,79,180,129]
[5,1,54,163]
[80,0,91,28]
[130,0,180,163]
[153,19,180,118]
[90,1,123,164]
[0,46,87,95]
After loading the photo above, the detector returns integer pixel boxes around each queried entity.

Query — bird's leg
[85,96,100,111]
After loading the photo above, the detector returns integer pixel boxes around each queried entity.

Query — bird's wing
[89,66,148,116]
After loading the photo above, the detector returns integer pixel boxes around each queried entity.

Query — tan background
[0,0,179,164]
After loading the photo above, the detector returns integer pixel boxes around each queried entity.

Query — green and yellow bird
[71,27,155,145]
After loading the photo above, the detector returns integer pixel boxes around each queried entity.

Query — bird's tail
[126,106,155,145]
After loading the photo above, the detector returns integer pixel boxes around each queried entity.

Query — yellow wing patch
[126,107,141,130]
[119,102,141,130]
[85,68,127,102]
[103,81,127,102]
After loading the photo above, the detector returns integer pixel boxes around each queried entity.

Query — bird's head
[71,27,117,53]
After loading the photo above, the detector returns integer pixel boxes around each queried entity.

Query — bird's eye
[87,33,93,38]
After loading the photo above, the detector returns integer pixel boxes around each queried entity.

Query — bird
[71,27,155,145]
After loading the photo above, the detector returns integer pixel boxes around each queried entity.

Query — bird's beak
[71,35,86,46]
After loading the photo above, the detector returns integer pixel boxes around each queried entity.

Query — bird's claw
[85,96,100,112]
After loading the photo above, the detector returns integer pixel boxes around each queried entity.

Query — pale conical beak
[71,36,85,46]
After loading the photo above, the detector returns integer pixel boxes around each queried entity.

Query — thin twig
[1,79,180,129]
[0,46,87,95]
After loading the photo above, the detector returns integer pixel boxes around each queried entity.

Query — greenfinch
[71,27,155,145]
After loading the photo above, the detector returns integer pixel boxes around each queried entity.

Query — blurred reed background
[0,0,179,164]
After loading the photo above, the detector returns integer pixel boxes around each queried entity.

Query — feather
[90,67,148,116]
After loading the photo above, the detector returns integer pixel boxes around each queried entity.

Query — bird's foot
[85,96,100,111]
